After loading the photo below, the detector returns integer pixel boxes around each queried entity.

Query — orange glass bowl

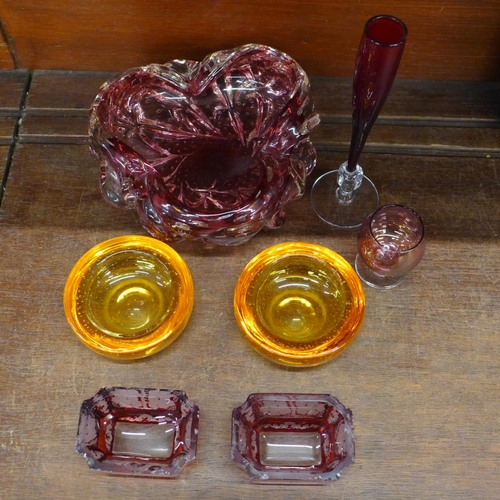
[234,242,365,366]
[64,235,194,360]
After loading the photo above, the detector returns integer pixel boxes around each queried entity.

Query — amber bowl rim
[64,235,194,359]
[234,242,365,367]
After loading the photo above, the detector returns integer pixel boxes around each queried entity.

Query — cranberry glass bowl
[234,242,365,366]
[90,44,319,246]
[231,393,355,483]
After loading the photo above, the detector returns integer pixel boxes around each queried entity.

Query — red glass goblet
[355,205,426,289]
[311,15,407,228]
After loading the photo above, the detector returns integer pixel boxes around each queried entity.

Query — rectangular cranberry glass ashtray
[76,387,199,477]
[231,393,355,484]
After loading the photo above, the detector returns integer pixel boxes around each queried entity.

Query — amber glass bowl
[64,235,194,360]
[234,242,365,367]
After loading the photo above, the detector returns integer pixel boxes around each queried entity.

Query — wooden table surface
[1,70,499,499]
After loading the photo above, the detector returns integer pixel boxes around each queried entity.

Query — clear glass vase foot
[310,170,379,229]
[354,254,406,289]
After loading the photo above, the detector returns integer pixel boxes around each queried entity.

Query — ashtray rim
[64,235,194,359]
[234,241,365,366]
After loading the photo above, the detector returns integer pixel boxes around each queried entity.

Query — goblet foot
[311,170,379,229]
[354,254,406,289]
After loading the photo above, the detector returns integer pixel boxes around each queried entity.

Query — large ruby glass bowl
[90,44,319,245]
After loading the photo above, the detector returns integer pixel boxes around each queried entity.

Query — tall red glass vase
[311,15,407,228]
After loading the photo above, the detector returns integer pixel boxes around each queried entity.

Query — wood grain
[0,144,9,180]
[0,70,28,146]
[0,21,15,69]
[24,71,116,115]
[0,70,28,111]
[0,45,14,68]
[313,78,500,122]
[0,116,16,144]
[19,73,500,160]
[1,73,500,499]
[1,145,499,499]
[1,1,500,80]
[0,70,29,201]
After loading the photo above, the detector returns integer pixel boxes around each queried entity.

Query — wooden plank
[0,32,14,69]
[312,78,500,123]
[25,71,116,115]
[1,1,500,80]
[0,144,133,229]
[20,72,114,143]
[0,69,27,194]
[0,116,16,144]
[0,70,29,201]
[1,144,499,499]
[0,144,10,191]
[19,116,89,144]
[18,115,500,158]
[311,123,500,157]
[19,75,500,157]
[25,74,500,123]
[0,69,29,112]
[310,152,500,241]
